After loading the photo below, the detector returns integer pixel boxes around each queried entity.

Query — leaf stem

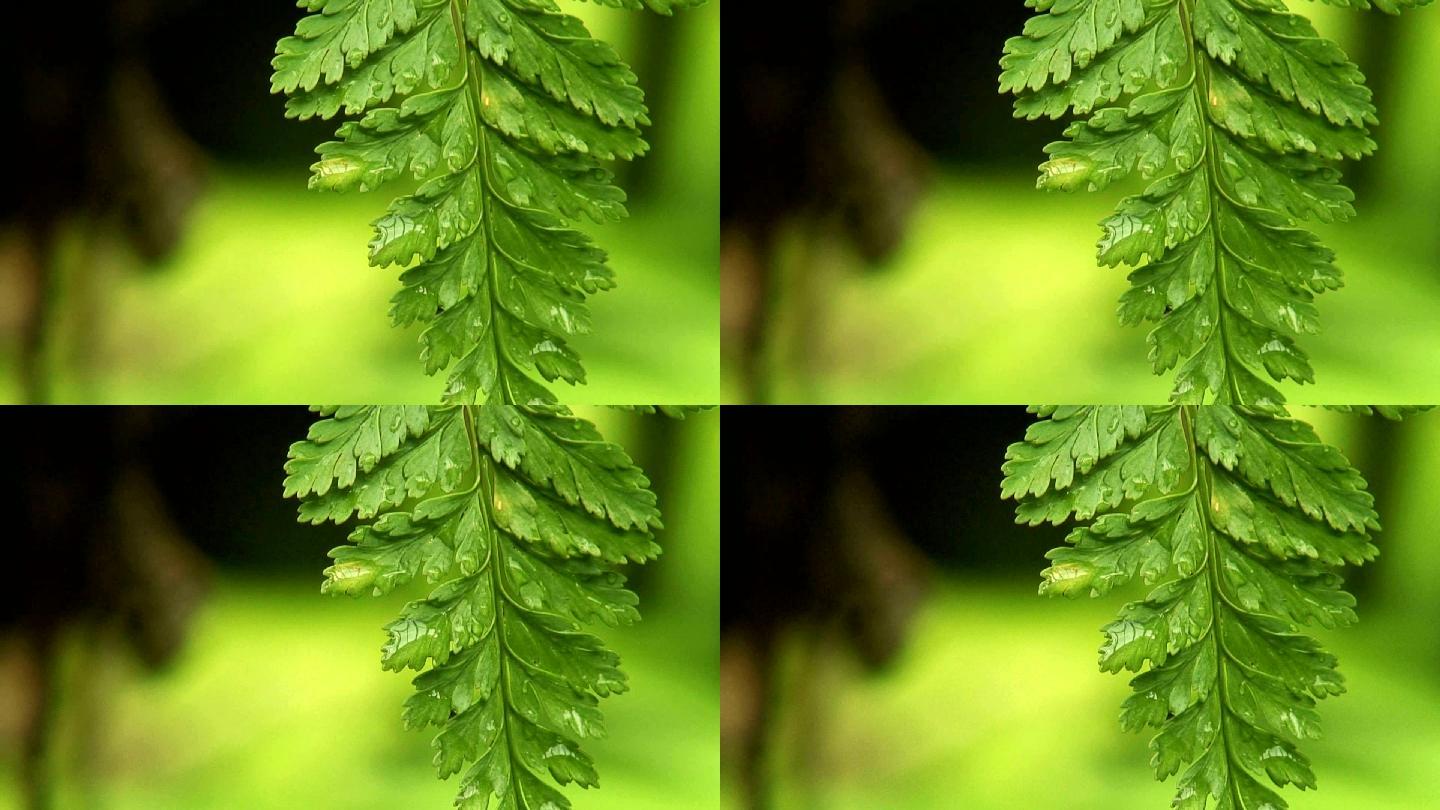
[449,0,512,407]
[1176,0,1249,408]
[462,402,523,800]
[1180,404,1245,804]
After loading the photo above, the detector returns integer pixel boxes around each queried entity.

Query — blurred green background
[0,407,718,809]
[723,407,1440,809]
[726,3,1440,405]
[0,2,718,405]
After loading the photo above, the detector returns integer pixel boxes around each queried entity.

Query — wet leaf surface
[1003,404,1405,808]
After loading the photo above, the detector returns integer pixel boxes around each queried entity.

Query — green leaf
[1192,405,1378,533]
[611,405,716,418]
[1194,0,1375,128]
[287,403,665,809]
[579,0,707,14]
[276,1,459,121]
[999,405,1151,499]
[1001,405,1188,526]
[999,0,1151,96]
[1010,5,1188,121]
[471,404,662,534]
[285,406,472,524]
[282,405,434,499]
[1312,0,1434,13]
[1002,0,1428,407]
[1322,405,1436,420]
[274,0,703,405]
[1005,404,1385,808]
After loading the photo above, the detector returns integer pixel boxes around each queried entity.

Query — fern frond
[273,0,701,403]
[1001,0,1429,411]
[1004,404,1385,809]
[285,403,668,809]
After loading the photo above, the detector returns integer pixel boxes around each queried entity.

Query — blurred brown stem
[15,224,57,406]
[722,227,779,403]
[721,627,777,810]
[17,627,60,810]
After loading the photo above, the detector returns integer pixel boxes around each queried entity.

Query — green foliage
[611,405,715,418]
[285,404,671,809]
[1003,405,1388,809]
[1313,0,1433,13]
[1000,0,1430,411]
[1000,6,1436,802]
[274,5,710,804]
[273,0,701,403]
[1322,405,1434,420]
